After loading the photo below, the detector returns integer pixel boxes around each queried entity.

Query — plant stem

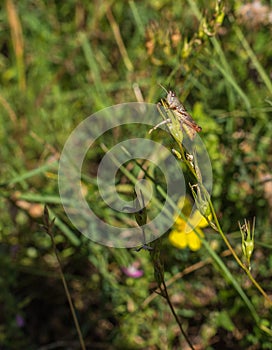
[208,200,272,305]
[150,240,195,350]
[43,207,86,350]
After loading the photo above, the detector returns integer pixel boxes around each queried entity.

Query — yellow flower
[169,196,210,251]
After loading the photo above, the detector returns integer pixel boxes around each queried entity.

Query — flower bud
[239,217,255,270]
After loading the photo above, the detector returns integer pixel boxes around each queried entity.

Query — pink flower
[16,314,25,328]
[122,264,144,278]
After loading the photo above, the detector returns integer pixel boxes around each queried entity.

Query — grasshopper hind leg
[149,119,171,134]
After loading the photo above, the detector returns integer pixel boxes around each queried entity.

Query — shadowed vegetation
[1,1,272,349]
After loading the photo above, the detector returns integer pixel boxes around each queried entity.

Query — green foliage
[1,0,272,349]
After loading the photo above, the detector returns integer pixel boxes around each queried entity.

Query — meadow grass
[1,1,272,349]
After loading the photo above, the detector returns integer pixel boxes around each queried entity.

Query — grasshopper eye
[167,91,175,104]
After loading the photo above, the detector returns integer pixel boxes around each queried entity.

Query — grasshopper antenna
[158,83,168,94]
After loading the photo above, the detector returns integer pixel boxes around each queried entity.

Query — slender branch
[159,271,195,350]
[208,200,272,305]
[43,206,86,350]
[106,6,133,71]
[150,241,195,350]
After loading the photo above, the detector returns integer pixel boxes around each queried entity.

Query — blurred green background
[1,0,272,349]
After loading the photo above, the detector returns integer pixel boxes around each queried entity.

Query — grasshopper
[150,87,202,140]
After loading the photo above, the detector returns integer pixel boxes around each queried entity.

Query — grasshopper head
[166,90,179,108]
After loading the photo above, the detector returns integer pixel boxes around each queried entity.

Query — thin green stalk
[210,37,251,111]
[208,199,272,305]
[233,22,272,95]
[43,207,86,350]
[100,142,174,220]
[128,0,145,36]
[187,0,251,111]
[201,238,259,323]
[106,6,134,72]
[78,32,110,107]
[0,161,58,186]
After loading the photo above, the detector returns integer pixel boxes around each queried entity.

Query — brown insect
[165,90,202,140]
[150,87,202,140]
